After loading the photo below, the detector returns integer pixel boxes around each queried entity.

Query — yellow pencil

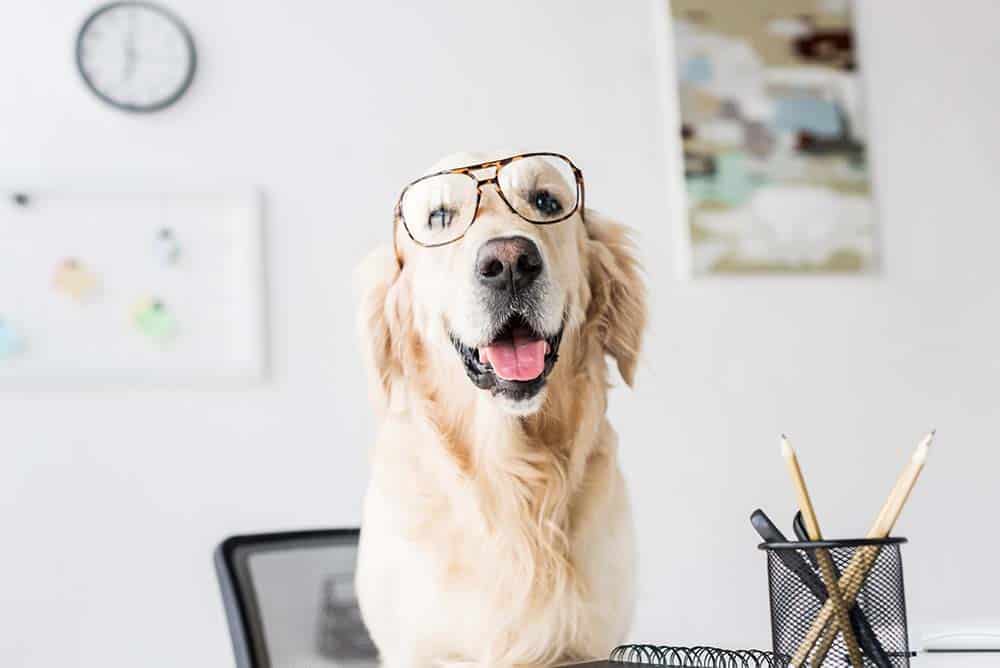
[781,435,863,667]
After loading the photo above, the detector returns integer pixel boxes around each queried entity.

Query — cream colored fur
[355,152,646,667]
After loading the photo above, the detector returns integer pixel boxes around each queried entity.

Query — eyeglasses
[394,152,585,248]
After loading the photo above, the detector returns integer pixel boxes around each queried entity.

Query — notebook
[563,644,786,667]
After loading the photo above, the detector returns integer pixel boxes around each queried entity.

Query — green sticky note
[134,300,178,343]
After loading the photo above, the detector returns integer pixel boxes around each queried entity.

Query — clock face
[76,2,196,112]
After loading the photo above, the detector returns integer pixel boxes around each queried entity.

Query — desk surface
[564,653,999,667]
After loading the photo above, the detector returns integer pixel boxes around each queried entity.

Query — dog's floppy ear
[584,209,647,386]
[356,245,409,413]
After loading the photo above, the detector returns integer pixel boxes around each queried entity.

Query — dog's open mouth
[451,315,564,401]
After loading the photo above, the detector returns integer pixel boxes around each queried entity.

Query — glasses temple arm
[392,203,404,268]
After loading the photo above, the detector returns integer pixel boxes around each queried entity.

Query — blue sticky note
[155,228,181,266]
[0,320,25,359]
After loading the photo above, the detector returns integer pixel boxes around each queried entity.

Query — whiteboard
[0,188,265,385]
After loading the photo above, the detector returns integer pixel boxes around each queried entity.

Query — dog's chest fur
[357,397,635,667]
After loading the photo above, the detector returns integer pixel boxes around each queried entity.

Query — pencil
[781,436,864,668]
[871,430,934,536]
[793,431,935,665]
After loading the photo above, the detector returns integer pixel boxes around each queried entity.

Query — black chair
[214,529,378,668]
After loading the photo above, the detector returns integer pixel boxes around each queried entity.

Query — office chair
[214,529,378,668]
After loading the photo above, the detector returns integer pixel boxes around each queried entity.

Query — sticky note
[0,319,25,359]
[53,259,99,301]
[133,298,178,343]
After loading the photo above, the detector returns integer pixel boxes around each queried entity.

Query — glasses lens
[497,155,579,224]
[400,173,478,246]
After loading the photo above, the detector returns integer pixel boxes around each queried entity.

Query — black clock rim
[75,0,198,113]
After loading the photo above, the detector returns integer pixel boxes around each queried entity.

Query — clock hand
[122,43,136,83]
[122,7,138,82]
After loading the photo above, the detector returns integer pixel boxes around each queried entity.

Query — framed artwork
[667,0,877,275]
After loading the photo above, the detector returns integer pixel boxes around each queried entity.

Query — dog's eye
[427,207,455,229]
[530,189,563,216]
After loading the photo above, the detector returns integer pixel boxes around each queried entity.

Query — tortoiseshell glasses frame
[393,152,586,251]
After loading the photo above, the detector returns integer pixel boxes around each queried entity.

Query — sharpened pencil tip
[780,434,793,457]
[913,431,934,464]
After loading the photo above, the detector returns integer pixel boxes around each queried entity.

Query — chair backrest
[214,529,378,668]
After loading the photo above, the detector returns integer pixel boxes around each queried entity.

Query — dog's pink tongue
[482,334,547,381]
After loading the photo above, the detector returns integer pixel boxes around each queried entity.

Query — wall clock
[76,2,197,113]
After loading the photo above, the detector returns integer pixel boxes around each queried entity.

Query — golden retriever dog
[355,151,646,667]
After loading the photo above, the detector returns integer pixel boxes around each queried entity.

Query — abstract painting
[669,0,877,274]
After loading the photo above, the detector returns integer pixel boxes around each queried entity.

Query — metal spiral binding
[609,644,790,667]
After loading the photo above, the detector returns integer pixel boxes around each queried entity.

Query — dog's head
[358,151,646,417]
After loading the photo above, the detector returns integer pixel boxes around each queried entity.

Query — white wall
[2,1,998,665]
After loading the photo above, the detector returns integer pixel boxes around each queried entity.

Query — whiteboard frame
[0,181,267,388]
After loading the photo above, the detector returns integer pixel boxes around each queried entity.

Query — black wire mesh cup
[759,538,911,667]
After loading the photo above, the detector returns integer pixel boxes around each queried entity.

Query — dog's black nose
[476,237,543,292]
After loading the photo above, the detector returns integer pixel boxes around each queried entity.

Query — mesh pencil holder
[759,537,911,667]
